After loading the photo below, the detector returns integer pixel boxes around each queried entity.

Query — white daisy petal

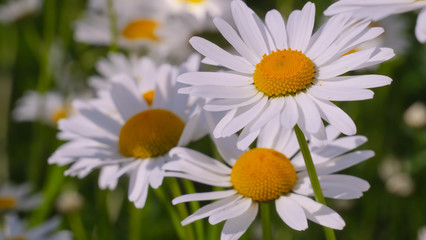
[178,72,253,87]
[276,196,308,231]
[213,17,260,64]
[128,161,149,202]
[294,93,322,133]
[309,85,374,101]
[280,96,299,129]
[212,135,246,166]
[316,150,375,175]
[318,75,392,89]
[204,92,263,112]
[213,108,238,138]
[265,9,288,50]
[416,8,426,43]
[172,190,238,205]
[209,197,252,225]
[222,97,268,137]
[221,202,258,240]
[189,37,254,73]
[189,85,257,99]
[231,0,268,56]
[289,194,345,230]
[169,147,232,174]
[290,2,315,52]
[164,172,232,187]
[181,195,241,226]
[249,98,285,132]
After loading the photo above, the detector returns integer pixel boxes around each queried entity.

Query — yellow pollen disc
[122,19,159,41]
[51,108,68,125]
[230,148,297,202]
[142,90,155,106]
[180,0,203,3]
[253,49,315,97]
[0,197,17,210]
[118,109,185,159]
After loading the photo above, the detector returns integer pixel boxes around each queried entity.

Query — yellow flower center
[122,19,159,41]
[0,196,17,210]
[118,109,185,159]
[142,90,155,106]
[253,49,315,97]
[230,148,297,202]
[179,0,204,3]
[51,107,68,125]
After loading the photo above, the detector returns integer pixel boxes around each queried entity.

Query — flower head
[178,0,394,149]
[164,122,373,238]
[49,54,207,208]
[0,214,72,240]
[0,183,42,212]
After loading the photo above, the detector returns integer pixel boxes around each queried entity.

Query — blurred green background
[1,0,426,239]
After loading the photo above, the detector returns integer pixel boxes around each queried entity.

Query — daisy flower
[0,183,42,212]
[75,0,193,60]
[89,52,157,91]
[49,55,207,207]
[164,121,373,239]
[0,214,72,240]
[324,0,426,43]
[12,91,73,126]
[0,0,41,24]
[178,0,394,150]
[163,0,232,29]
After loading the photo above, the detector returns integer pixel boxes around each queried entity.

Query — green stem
[30,165,66,226]
[67,212,87,240]
[261,202,272,240]
[182,179,205,240]
[95,190,113,240]
[37,0,55,93]
[153,187,186,240]
[129,204,144,240]
[168,178,196,240]
[107,0,118,52]
[294,125,336,240]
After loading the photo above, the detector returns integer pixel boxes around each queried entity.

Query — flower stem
[260,202,272,240]
[107,0,118,52]
[294,125,336,240]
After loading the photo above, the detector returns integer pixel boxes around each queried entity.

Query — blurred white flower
[385,172,415,197]
[75,0,193,60]
[404,102,426,128]
[418,226,426,240]
[324,0,426,43]
[56,190,84,214]
[343,16,409,58]
[49,55,207,209]
[0,0,42,24]
[0,183,42,212]
[378,155,403,181]
[163,0,232,30]
[89,52,156,91]
[13,91,73,126]
[0,214,72,240]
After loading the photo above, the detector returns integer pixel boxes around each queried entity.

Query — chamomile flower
[0,0,41,24]
[13,91,73,126]
[324,0,426,43]
[164,0,232,29]
[0,214,72,240]
[164,121,372,239]
[49,55,207,207]
[178,0,394,150]
[89,52,156,91]
[0,183,42,212]
[75,1,193,60]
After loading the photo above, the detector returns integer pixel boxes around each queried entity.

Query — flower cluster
[5,0,426,239]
